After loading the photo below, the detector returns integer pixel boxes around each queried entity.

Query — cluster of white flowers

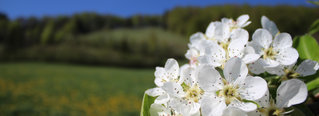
[145,15,319,116]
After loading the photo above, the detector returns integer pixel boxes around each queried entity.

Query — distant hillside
[0,5,318,67]
[0,27,188,67]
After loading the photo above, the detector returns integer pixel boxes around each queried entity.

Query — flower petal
[222,107,248,116]
[150,103,170,116]
[275,47,299,66]
[154,93,170,104]
[206,21,231,42]
[228,99,257,112]
[272,33,292,50]
[191,111,200,116]
[222,18,233,25]
[239,76,268,100]
[248,42,263,55]
[154,67,166,86]
[201,93,226,116]
[247,110,262,116]
[224,57,248,84]
[214,22,231,42]
[146,87,166,97]
[248,59,266,75]
[230,28,249,43]
[185,48,199,61]
[245,45,256,54]
[180,64,196,86]
[242,45,261,64]
[189,32,205,48]
[255,90,271,108]
[264,65,285,76]
[296,59,319,77]
[162,82,186,98]
[190,103,201,116]
[241,21,251,28]
[200,42,226,67]
[276,79,308,108]
[242,54,260,64]
[264,58,280,68]
[198,65,223,92]
[261,16,279,37]
[165,58,179,80]
[236,14,250,27]
[168,98,199,116]
[198,56,222,67]
[228,39,246,58]
[252,29,272,49]
[206,22,217,39]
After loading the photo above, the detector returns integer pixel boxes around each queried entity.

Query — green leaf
[292,104,315,116]
[309,19,319,35]
[140,92,156,116]
[307,77,319,91]
[290,107,305,116]
[181,82,190,90]
[303,70,319,83]
[291,106,306,116]
[293,35,319,91]
[215,67,224,78]
[312,87,319,95]
[293,34,319,62]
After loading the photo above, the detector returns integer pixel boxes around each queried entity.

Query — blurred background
[0,0,318,115]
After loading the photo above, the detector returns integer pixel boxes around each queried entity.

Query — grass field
[0,62,156,116]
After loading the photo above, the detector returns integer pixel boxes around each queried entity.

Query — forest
[0,5,318,67]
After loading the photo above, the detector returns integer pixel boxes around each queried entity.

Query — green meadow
[0,62,156,116]
[0,5,318,116]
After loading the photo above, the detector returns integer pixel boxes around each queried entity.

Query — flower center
[259,99,285,116]
[218,41,231,69]
[266,108,283,116]
[219,41,230,51]
[184,84,204,103]
[205,35,215,41]
[172,114,183,116]
[229,20,239,32]
[170,112,183,116]
[218,84,240,105]
[190,56,199,65]
[263,47,277,60]
[282,69,299,81]
[220,59,227,69]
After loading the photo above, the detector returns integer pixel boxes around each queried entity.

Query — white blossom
[261,16,279,37]
[205,21,231,42]
[154,58,182,87]
[189,15,253,68]
[198,28,250,68]
[265,59,318,80]
[150,103,171,116]
[248,79,307,116]
[144,15,312,116]
[198,58,268,116]
[222,107,248,116]
[248,29,299,74]
[222,14,251,32]
[146,58,182,112]
[186,33,209,66]
[162,64,203,116]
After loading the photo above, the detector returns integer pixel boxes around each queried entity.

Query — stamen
[263,47,277,60]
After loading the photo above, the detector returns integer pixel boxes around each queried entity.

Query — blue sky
[0,0,314,19]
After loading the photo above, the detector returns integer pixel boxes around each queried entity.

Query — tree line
[0,5,318,67]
